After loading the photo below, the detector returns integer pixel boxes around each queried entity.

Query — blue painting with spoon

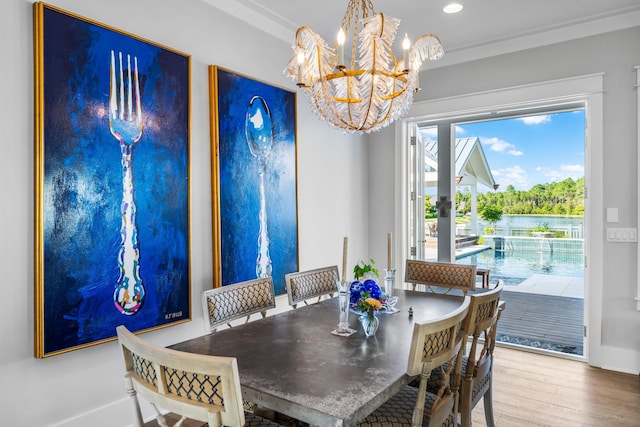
[212,67,298,296]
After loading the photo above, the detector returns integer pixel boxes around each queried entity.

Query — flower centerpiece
[351,281,385,337]
[350,278,387,316]
[350,260,387,336]
[356,295,383,320]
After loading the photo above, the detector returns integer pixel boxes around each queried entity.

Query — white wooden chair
[284,265,339,308]
[405,259,477,296]
[116,325,282,426]
[425,280,504,427]
[202,277,276,333]
[356,297,471,427]
[201,277,276,414]
[458,280,504,427]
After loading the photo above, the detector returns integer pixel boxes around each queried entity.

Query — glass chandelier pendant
[285,0,444,133]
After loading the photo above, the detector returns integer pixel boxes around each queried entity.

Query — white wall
[0,0,368,425]
[369,27,640,372]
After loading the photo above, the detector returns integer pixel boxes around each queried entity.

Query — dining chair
[405,259,477,296]
[356,296,471,427]
[202,277,276,333]
[426,280,504,427]
[285,265,339,308]
[202,278,276,414]
[458,280,504,427]
[116,325,283,427]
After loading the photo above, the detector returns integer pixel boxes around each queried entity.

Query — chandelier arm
[313,48,357,129]
[374,78,407,129]
[311,87,355,130]
[367,68,413,131]
[345,73,356,126]
[315,60,352,128]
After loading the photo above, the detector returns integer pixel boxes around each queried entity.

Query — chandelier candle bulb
[296,52,305,86]
[402,34,410,71]
[336,27,345,69]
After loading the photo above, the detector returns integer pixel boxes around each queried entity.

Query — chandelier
[285,0,444,134]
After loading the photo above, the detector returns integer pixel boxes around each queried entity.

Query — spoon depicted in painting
[245,96,274,278]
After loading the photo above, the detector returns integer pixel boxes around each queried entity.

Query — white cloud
[561,164,584,173]
[538,164,584,182]
[419,127,438,139]
[492,165,529,190]
[518,115,551,125]
[480,136,523,157]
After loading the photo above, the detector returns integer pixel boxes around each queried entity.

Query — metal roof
[424,137,497,189]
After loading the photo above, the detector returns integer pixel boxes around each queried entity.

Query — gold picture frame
[34,2,192,357]
[209,66,299,296]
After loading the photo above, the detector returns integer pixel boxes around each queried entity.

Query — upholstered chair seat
[357,385,456,426]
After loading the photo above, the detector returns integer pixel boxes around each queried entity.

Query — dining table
[169,288,467,427]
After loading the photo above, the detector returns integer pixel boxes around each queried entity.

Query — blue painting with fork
[35,4,190,357]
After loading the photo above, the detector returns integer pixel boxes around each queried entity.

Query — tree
[424,195,437,218]
[456,189,471,215]
[480,205,503,233]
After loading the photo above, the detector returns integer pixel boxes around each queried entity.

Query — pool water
[457,241,584,285]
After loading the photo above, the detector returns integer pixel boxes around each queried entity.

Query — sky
[420,110,586,192]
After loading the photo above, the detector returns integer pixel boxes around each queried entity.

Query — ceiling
[203,0,640,67]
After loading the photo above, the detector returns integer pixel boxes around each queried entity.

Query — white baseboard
[598,344,640,375]
[48,397,142,427]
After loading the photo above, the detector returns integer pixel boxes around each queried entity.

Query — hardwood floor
[472,346,640,426]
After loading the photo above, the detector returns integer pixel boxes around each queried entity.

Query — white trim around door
[394,73,604,367]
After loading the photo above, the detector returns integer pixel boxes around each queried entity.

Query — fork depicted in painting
[109,50,145,315]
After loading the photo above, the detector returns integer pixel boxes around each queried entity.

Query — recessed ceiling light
[443,3,463,14]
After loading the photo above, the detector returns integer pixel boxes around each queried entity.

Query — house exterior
[424,136,498,235]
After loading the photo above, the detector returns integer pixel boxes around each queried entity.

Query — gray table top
[170,289,465,426]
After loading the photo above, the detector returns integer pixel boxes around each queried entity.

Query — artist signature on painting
[165,311,183,320]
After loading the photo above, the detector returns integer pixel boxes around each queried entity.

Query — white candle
[297,52,305,86]
[342,236,348,282]
[402,34,410,72]
[387,232,392,269]
[337,28,345,68]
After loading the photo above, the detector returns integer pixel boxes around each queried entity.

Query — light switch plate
[606,207,619,223]
[606,227,637,242]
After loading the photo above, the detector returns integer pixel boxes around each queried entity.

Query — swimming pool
[457,236,584,284]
